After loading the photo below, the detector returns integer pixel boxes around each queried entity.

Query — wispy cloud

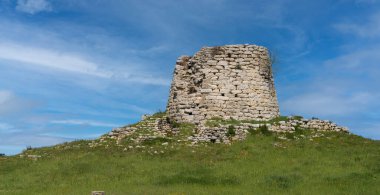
[0,43,170,86]
[16,0,52,14]
[324,48,380,69]
[334,12,380,38]
[282,92,374,117]
[50,119,120,127]
[0,122,13,131]
[0,122,21,133]
[360,123,380,140]
[0,90,12,104]
[0,90,37,116]
[0,133,70,148]
[355,0,378,4]
[0,43,112,78]
[322,44,380,86]
[281,45,380,118]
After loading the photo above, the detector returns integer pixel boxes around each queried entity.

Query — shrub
[285,132,295,140]
[258,125,272,136]
[291,116,303,120]
[26,146,32,150]
[293,125,306,137]
[225,117,241,125]
[269,116,290,124]
[248,128,259,135]
[152,110,166,118]
[0,153,5,157]
[176,123,196,136]
[170,120,180,128]
[226,125,236,137]
[205,117,223,127]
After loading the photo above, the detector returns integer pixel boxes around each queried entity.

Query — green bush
[258,125,272,136]
[152,110,166,118]
[248,128,259,135]
[205,117,223,127]
[269,116,290,123]
[285,132,295,140]
[291,116,303,120]
[226,125,236,137]
[177,123,196,136]
[170,120,180,128]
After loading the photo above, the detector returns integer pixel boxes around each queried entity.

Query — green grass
[205,116,291,127]
[0,131,379,194]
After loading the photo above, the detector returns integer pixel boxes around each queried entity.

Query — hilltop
[0,113,379,194]
[1,44,379,194]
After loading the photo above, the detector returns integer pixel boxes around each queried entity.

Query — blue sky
[0,0,379,155]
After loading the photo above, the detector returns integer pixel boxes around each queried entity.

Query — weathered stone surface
[102,114,175,145]
[167,44,280,124]
[187,117,349,144]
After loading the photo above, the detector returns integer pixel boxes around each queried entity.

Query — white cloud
[0,90,12,104]
[0,145,26,155]
[335,12,380,38]
[0,43,170,86]
[324,48,380,70]
[50,119,120,127]
[360,123,380,140]
[281,46,380,118]
[0,122,20,133]
[0,134,70,148]
[41,132,104,140]
[16,0,52,14]
[0,43,112,78]
[355,0,378,4]
[0,90,37,116]
[0,122,13,131]
[282,92,374,117]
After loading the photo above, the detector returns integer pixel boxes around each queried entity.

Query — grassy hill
[0,116,379,195]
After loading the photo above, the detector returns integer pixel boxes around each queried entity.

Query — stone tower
[167,44,280,125]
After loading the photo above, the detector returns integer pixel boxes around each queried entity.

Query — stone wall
[167,44,280,125]
[105,115,173,145]
[104,115,349,145]
[188,118,349,144]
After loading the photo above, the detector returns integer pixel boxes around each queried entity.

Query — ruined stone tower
[105,44,348,144]
[167,44,280,125]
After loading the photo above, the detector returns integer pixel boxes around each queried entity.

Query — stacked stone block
[167,44,280,125]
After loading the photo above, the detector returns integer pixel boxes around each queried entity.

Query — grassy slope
[0,130,379,195]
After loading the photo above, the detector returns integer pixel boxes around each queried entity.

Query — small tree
[0,153,5,157]
[226,125,236,137]
[269,50,279,77]
[259,125,272,136]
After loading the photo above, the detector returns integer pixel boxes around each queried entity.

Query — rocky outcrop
[104,113,348,145]
[105,114,174,144]
[188,117,349,144]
